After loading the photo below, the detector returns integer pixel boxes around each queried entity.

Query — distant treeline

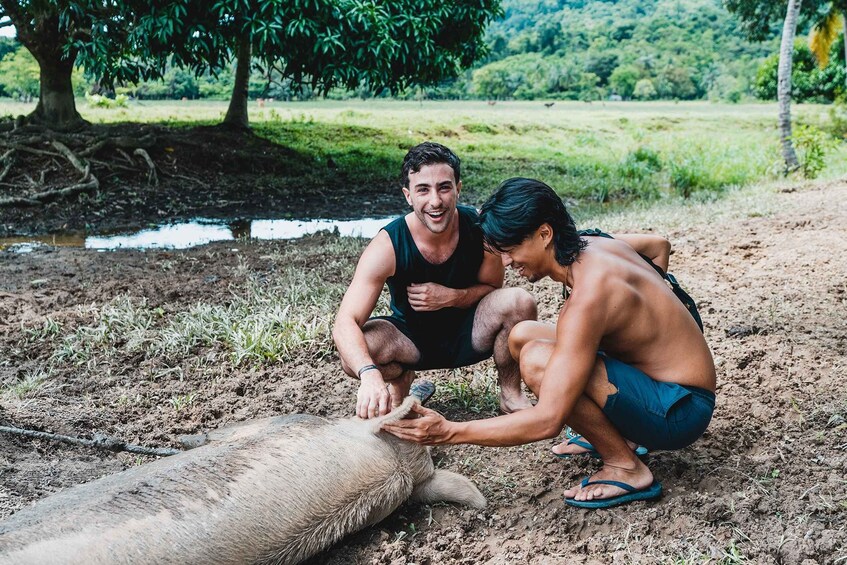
[1,0,844,103]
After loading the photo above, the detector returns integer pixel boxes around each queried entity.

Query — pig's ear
[411,470,487,509]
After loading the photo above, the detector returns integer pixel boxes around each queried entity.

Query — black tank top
[382,205,484,333]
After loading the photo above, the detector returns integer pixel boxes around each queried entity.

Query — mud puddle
[0,216,391,252]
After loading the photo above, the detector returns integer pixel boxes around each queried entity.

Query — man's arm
[384,288,606,446]
[332,231,395,418]
[612,233,671,272]
[406,249,504,311]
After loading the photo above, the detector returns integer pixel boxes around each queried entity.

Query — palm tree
[809,1,847,90]
[778,0,803,172]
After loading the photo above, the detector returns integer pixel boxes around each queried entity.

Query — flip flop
[409,380,436,405]
[565,478,662,509]
[553,434,649,459]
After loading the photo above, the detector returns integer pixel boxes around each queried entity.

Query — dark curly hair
[478,178,586,266]
[401,142,461,188]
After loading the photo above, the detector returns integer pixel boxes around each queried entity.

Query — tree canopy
[0,0,502,129]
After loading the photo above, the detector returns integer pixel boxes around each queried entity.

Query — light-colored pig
[0,396,485,565]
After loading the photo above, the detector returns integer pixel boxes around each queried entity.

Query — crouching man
[333,143,537,420]
[384,177,716,508]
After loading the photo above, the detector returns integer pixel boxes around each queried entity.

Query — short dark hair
[401,142,461,188]
[479,178,587,266]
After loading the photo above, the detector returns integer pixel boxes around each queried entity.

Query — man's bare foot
[499,392,534,414]
[551,436,642,457]
[563,460,653,503]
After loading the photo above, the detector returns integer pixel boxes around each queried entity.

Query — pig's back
[0,415,416,565]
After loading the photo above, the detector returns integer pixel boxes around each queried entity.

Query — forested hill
[459,0,780,101]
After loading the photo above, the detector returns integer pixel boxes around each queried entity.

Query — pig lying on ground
[0,396,485,565]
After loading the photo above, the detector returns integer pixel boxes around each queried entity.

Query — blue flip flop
[409,380,436,405]
[553,434,649,459]
[565,478,662,509]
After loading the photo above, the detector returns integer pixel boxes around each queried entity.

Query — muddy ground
[0,124,404,237]
[1,180,846,563]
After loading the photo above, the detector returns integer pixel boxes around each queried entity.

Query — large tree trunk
[777,0,802,173]
[3,10,84,130]
[30,53,82,129]
[223,32,252,129]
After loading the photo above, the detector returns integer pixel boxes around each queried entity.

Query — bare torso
[568,236,715,391]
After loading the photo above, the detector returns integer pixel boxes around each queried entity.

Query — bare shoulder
[356,230,396,280]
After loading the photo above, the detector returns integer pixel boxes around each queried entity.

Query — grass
[2,98,845,210]
[44,260,346,370]
[438,368,500,415]
[3,367,52,399]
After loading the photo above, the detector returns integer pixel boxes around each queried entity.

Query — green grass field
[3,98,844,214]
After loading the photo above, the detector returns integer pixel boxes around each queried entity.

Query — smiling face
[497,225,553,283]
[402,163,461,235]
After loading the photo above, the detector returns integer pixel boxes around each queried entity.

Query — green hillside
[461,0,780,101]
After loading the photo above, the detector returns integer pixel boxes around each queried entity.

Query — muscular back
[571,237,715,391]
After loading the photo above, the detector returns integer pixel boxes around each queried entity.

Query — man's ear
[456,180,462,198]
[538,223,553,247]
[402,186,412,207]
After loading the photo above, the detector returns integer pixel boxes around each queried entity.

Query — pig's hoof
[409,380,436,405]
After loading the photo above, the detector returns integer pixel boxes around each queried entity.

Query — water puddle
[1,217,392,252]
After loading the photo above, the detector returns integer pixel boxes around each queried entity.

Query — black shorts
[371,305,492,370]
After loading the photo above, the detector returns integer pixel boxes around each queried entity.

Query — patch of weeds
[440,369,500,415]
[169,392,197,412]
[825,102,847,140]
[619,146,663,180]
[719,539,748,564]
[792,124,837,179]
[23,317,63,342]
[462,123,498,135]
[5,368,50,399]
[668,157,716,198]
[44,265,341,368]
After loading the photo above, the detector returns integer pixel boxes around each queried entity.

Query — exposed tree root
[0,126,160,208]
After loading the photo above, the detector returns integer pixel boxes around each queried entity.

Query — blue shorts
[600,354,715,451]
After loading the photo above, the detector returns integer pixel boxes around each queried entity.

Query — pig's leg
[411,470,486,509]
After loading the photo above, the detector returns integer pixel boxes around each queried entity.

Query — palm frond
[809,6,843,68]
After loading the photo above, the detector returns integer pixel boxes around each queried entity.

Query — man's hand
[381,404,455,445]
[406,283,458,312]
[357,373,392,419]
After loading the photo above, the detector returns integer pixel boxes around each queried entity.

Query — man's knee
[508,320,538,360]
[519,339,552,380]
[360,319,420,369]
[489,287,537,323]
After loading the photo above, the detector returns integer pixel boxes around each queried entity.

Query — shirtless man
[332,144,537,419]
[384,177,716,508]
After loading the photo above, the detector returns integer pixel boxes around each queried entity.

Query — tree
[80,0,502,129]
[726,0,810,172]
[609,65,640,98]
[809,1,847,90]
[754,39,845,100]
[778,0,803,171]
[1,0,502,130]
[0,1,85,128]
[633,78,657,99]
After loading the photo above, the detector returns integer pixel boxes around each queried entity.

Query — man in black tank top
[333,143,537,419]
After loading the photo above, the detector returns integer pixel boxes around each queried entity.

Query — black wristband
[357,364,379,378]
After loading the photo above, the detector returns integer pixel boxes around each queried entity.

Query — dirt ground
[0,123,403,237]
[1,180,846,563]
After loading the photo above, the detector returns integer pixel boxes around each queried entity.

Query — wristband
[357,364,379,378]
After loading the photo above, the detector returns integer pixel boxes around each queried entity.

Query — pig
[0,396,485,565]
